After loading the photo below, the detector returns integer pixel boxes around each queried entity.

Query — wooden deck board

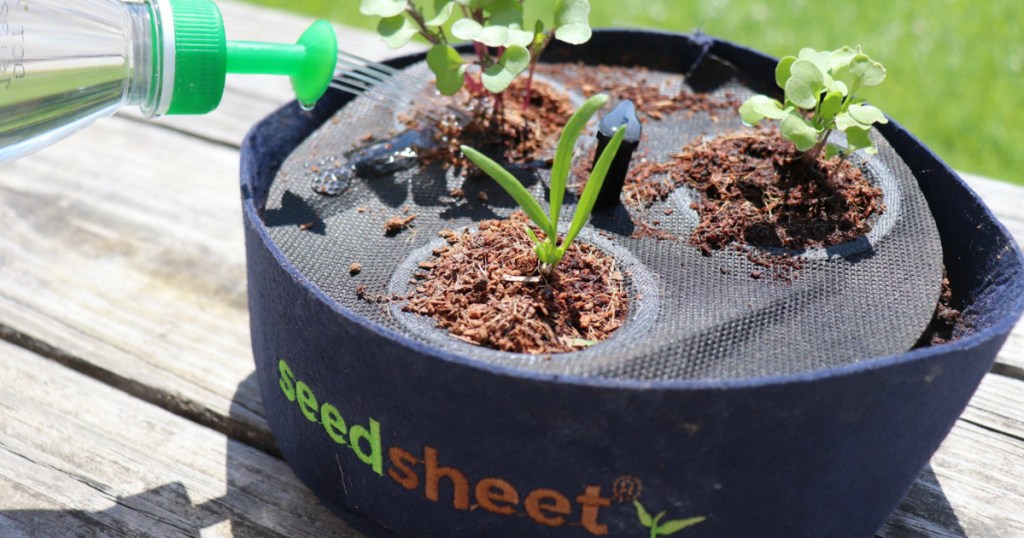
[880,421,1024,537]
[0,340,362,538]
[0,114,267,448]
[0,1,1021,535]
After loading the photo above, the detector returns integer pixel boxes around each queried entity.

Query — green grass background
[243,0,1023,184]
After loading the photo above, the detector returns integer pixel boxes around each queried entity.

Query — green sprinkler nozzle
[164,0,338,115]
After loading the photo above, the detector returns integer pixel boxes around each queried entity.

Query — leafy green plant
[360,0,592,101]
[460,93,625,278]
[739,46,889,166]
[634,500,706,537]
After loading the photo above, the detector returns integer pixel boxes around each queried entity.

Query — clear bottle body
[0,0,158,162]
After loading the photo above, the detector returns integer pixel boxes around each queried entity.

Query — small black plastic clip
[593,100,642,210]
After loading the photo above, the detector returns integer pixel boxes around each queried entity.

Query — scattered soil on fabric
[414,77,575,170]
[384,214,416,235]
[537,62,742,122]
[915,274,962,347]
[404,213,628,354]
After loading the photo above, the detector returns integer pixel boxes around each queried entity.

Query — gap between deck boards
[0,323,279,457]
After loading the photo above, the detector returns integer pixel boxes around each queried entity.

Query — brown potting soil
[915,275,962,347]
[404,213,629,354]
[675,130,885,253]
[416,77,575,169]
[537,62,742,122]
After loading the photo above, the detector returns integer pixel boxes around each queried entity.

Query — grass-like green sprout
[739,46,889,168]
[460,93,626,279]
[360,0,592,105]
[634,500,706,537]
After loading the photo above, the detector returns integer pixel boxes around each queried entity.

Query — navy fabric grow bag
[240,31,1024,538]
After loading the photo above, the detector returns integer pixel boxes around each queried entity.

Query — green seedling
[360,0,591,104]
[461,93,626,278]
[634,500,706,537]
[739,46,889,167]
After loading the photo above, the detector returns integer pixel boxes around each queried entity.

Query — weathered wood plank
[876,373,1024,537]
[117,0,423,148]
[0,115,267,448]
[960,373,1024,439]
[0,340,362,537]
[880,421,1024,538]
[0,3,1022,534]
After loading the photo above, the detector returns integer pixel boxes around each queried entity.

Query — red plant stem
[474,41,487,65]
[523,34,553,110]
[463,72,484,94]
[522,64,537,109]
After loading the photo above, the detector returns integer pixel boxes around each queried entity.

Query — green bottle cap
[164,0,337,115]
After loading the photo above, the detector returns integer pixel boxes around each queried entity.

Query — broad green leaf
[859,58,886,87]
[554,0,592,44]
[482,45,530,92]
[451,19,482,41]
[634,500,654,528]
[426,44,468,95]
[798,48,831,74]
[360,0,407,18]
[478,26,511,47]
[847,103,888,125]
[785,59,825,109]
[790,59,825,88]
[378,15,418,49]
[825,143,843,160]
[834,54,887,91]
[423,0,455,26]
[555,23,592,44]
[461,145,554,239]
[455,0,495,7]
[506,26,536,47]
[739,95,787,125]
[834,111,860,131]
[845,126,875,152]
[824,78,849,96]
[828,46,858,71]
[561,125,626,254]
[656,516,708,535]
[452,19,508,46]
[781,113,819,151]
[549,93,609,228]
[818,90,844,122]
[486,0,524,26]
[785,79,818,110]
[775,56,796,89]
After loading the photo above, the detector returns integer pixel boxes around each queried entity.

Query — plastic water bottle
[0,0,337,162]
